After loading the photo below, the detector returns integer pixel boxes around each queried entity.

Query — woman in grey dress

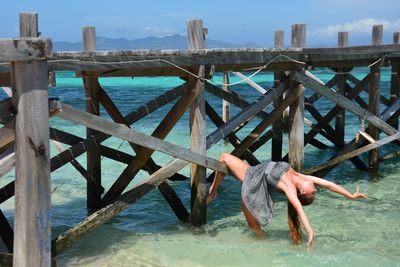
[207,153,367,247]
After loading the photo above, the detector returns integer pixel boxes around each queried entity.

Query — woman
[207,153,367,246]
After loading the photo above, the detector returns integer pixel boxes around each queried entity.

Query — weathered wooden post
[272,30,284,161]
[82,26,102,209]
[336,31,349,147]
[390,32,400,129]
[222,72,230,123]
[187,19,207,226]
[288,24,305,171]
[12,12,52,267]
[369,25,383,172]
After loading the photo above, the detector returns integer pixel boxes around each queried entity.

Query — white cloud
[141,26,180,36]
[312,18,400,37]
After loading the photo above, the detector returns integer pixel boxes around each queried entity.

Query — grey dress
[241,161,291,224]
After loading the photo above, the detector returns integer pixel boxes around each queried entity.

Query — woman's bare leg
[242,200,263,237]
[207,153,249,204]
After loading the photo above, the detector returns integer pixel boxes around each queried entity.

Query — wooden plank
[0,74,11,87]
[53,158,189,256]
[368,64,381,172]
[390,62,399,129]
[0,210,13,252]
[206,82,286,148]
[304,132,400,175]
[100,76,202,205]
[187,19,207,226]
[205,101,259,165]
[272,31,284,161]
[311,95,400,177]
[12,29,51,267]
[232,72,267,94]
[49,85,183,173]
[57,103,228,173]
[274,30,284,49]
[0,148,14,178]
[232,84,304,157]
[372,25,383,46]
[98,85,189,222]
[0,122,14,149]
[336,31,349,147]
[292,71,398,136]
[82,26,102,209]
[338,32,349,48]
[222,72,230,122]
[289,24,306,171]
[0,38,52,62]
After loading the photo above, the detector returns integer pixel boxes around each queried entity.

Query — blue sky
[2,0,400,47]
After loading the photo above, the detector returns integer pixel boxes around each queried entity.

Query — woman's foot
[206,191,218,204]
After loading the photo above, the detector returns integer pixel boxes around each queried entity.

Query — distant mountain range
[53,34,260,51]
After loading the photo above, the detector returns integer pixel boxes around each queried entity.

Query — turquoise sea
[1,68,399,267]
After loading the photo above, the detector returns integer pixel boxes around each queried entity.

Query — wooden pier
[0,12,400,266]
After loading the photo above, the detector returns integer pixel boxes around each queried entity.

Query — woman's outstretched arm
[301,174,367,200]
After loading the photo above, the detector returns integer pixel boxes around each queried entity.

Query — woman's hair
[287,193,315,244]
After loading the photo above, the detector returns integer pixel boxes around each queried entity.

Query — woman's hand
[351,186,368,200]
[307,230,314,249]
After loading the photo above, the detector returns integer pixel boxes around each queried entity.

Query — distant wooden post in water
[272,29,284,161]
[369,25,383,172]
[336,31,349,147]
[289,24,306,171]
[391,32,400,129]
[82,26,102,209]
[187,19,207,226]
[13,12,52,267]
[222,72,230,123]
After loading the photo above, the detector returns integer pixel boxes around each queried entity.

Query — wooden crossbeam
[57,104,228,173]
[53,158,188,256]
[305,98,339,146]
[293,71,398,136]
[304,132,400,174]
[100,78,203,205]
[232,72,267,94]
[232,84,303,157]
[206,83,287,148]
[0,148,14,178]
[49,84,184,172]
[313,97,400,177]
[347,74,391,107]
[0,38,52,61]
[0,210,13,252]
[57,103,228,200]
[0,98,13,123]
[98,85,189,222]
[205,101,260,165]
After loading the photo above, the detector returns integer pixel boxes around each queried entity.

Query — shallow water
[1,69,399,266]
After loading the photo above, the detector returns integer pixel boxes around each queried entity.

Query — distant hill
[53,34,260,51]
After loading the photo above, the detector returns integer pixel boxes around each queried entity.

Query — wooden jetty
[0,12,400,266]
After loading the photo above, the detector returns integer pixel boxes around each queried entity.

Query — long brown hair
[287,194,314,244]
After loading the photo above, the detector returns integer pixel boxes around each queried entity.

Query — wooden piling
[391,33,400,129]
[272,30,284,161]
[82,26,102,209]
[289,24,306,171]
[372,25,383,46]
[187,19,207,226]
[336,32,349,147]
[368,25,383,172]
[222,72,230,123]
[12,13,51,267]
